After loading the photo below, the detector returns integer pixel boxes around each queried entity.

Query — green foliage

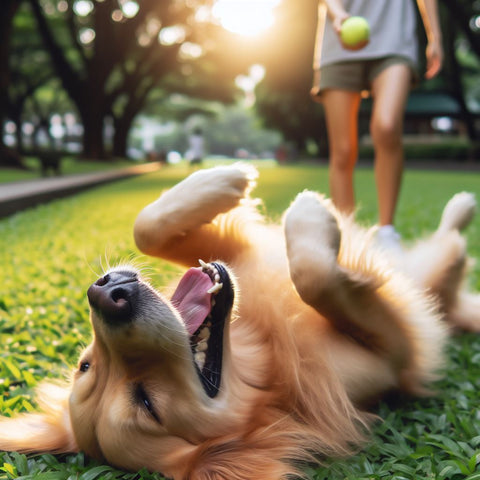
[0,451,165,479]
[0,164,479,479]
[358,137,476,162]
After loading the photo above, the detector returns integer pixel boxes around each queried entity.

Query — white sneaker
[375,225,403,255]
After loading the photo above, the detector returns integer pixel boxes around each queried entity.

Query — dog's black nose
[87,271,138,325]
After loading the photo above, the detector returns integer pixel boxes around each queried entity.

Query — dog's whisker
[104,248,113,273]
[99,250,107,275]
[83,253,103,279]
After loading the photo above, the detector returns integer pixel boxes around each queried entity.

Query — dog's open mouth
[171,261,234,398]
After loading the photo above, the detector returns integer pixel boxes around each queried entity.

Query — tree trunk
[0,0,23,168]
[81,109,108,159]
[10,109,24,153]
[112,81,156,158]
[29,0,111,160]
[112,117,131,158]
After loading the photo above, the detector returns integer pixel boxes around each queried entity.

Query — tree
[440,3,478,141]
[8,3,55,152]
[440,0,480,141]
[27,0,245,159]
[442,0,480,57]
[254,0,328,154]
[0,0,23,168]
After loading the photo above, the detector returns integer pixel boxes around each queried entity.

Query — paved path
[0,162,162,219]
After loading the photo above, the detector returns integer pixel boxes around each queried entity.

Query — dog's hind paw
[437,192,476,235]
[284,191,341,256]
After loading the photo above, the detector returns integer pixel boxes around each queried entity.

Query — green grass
[0,163,479,479]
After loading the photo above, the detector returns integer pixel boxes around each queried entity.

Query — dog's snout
[94,273,111,287]
[87,271,138,325]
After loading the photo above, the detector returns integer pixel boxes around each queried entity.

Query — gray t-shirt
[313,0,419,70]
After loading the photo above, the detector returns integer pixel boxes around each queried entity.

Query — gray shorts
[311,55,417,102]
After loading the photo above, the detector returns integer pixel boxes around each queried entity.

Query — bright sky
[212,0,281,37]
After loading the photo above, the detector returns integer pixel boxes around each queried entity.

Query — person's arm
[416,0,444,79]
[321,0,368,50]
[321,0,349,34]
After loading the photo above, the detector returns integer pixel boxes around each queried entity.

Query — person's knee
[370,116,402,149]
[330,141,357,172]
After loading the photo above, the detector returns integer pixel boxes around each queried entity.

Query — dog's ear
[0,383,77,454]
[188,435,304,480]
[192,445,298,480]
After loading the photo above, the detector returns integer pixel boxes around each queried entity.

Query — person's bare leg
[322,90,362,215]
[370,64,412,227]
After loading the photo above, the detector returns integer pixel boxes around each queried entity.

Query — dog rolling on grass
[0,164,479,480]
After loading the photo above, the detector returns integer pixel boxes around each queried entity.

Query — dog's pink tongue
[171,268,212,335]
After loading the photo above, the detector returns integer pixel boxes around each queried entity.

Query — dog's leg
[284,191,435,389]
[433,192,480,331]
[134,164,259,265]
[405,192,480,331]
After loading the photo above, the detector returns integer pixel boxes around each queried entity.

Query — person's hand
[332,13,349,35]
[425,40,443,79]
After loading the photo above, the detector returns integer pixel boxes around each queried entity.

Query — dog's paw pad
[290,191,334,221]
[285,191,341,255]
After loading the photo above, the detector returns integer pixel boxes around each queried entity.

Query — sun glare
[212,0,280,37]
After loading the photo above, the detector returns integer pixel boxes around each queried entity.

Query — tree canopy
[1,0,479,167]
[1,0,255,163]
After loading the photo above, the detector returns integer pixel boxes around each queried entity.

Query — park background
[0,0,479,169]
[1,1,480,480]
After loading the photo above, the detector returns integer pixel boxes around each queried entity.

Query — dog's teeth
[207,282,223,294]
[195,352,206,369]
[197,260,223,295]
[196,340,208,352]
[198,327,211,341]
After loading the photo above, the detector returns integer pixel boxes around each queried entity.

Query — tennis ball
[340,16,370,49]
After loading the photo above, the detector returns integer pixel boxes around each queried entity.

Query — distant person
[188,127,205,166]
[311,0,443,250]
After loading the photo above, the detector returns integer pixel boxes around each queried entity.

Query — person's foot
[375,224,403,255]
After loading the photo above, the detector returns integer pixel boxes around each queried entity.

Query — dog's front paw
[134,164,259,258]
[181,163,258,216]
[195,163,257,201]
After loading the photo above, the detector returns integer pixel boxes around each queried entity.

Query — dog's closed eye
[134,384,162,424]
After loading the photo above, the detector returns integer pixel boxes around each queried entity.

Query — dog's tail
[436,192,476,236]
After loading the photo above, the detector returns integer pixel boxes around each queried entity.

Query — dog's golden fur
[0,164,479,480]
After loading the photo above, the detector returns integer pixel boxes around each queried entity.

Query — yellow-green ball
[340,16,370,49]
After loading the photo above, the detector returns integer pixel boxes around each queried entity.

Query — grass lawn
[0,162,479,479]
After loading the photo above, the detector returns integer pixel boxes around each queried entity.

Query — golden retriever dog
[0,164,479,479]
